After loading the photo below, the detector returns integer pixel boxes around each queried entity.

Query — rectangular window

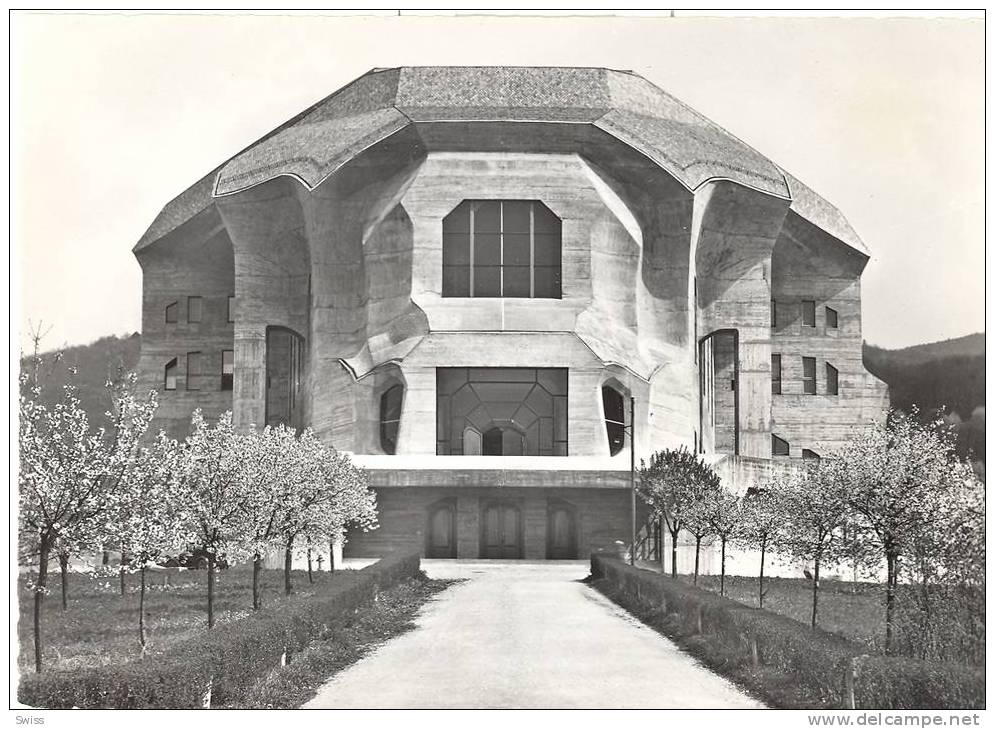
[772,434,790,457]
[165,301,178,324]
[826,306,839,329]
[186,351,202,390]
[436,367,568,456]
[802,299,816,327]
[221,350,234,391]
[802,356,816,394]
[826,362,839,395]
[442,200,561,299]
[802,448,821,461]
[187,296,203,323]
[164,358,177,391]
[227,296,235,323]
[770,299,777,328]
[771,354,781,395]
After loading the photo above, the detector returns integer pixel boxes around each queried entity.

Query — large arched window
[442,200,561,299]
[380,384,403,454]
[602,385,626,456]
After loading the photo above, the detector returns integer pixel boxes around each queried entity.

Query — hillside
[864,333,985,464]
[20,333,142,429]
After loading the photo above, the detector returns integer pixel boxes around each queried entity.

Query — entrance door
[426,502,456,558]
[481,502,522,559]
[547,502,577,559]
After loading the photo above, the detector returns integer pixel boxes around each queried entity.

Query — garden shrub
[19,552,420,709]
[591,553,985,710]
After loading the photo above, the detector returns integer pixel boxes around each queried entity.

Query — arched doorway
[480,501,523,559]
[426,500,456,558]
[547,500,578,559]
[482,425,526,456]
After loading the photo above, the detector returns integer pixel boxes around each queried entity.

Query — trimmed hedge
[591,554,984,710]
[19,552,420,709]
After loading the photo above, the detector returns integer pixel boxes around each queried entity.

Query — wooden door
[547,504,577,559]
[481,503,522,559]
[426,503,456,558]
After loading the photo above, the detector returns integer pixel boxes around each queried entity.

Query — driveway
[305,560,765,709]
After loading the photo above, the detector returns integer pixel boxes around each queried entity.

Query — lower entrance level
[344,483,641,560]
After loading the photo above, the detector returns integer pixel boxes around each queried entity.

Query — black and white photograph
[10,9,986,720]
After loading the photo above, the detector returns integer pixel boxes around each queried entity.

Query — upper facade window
[826,362,839,395]
[380,384,403,455]
[442,200,562,299]
[802,356,817,394]
[165,301,178,324]
[227,296,236,323]
[186,351,202,390]
[187,296,203,323]
[802,300,816,327]
[826,306,839,329]
[771,354,782,395]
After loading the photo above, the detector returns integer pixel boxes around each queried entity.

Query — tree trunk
[811,555,821,629]
[328,539,335,573]
[207,552,216,629]
[119,550,127,596]
[284,537,294,596]
[693,535,701,584]
[307,547,313,585]
[759,543,766,609]
[720,536,727,596]
[33,540,51,673]
[885,552,897,653]
[670,527,679,578]
[139,565,147,655]
[252,553,262,610]
[58,552,69,611]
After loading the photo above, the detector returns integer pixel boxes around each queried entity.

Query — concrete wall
[135,206,234,437]
[770,213,889,457]
[344,484,643,559]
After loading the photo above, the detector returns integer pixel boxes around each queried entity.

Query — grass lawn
[683,573,888,651]
[17,566,353,673]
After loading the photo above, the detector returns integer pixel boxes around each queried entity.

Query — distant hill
[864,333,985,465]
[19,333,142,429]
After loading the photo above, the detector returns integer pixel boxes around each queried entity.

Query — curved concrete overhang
[135,66,869,259]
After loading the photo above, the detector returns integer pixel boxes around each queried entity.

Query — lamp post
[629,397,636,566]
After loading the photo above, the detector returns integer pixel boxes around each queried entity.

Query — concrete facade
[133,67,887,559]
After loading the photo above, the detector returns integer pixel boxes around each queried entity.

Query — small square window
[187,296,203,323]
[164,358,177,391]
[221,350,234,391]
[165,302,178,324]
[186,352,202,391]
[826,306,839,329]
[227,296,235,323]
[802,356,816,395]
[772,434,790,457]
[802,300,816,327]
[826,363,839,396]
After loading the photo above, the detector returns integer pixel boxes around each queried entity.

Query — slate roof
[135,66,865,255]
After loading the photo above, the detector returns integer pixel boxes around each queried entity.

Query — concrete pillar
[456,493,479,559]
[693,181,790,458]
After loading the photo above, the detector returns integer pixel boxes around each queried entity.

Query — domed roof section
[136,66,866,256]
[213,66,789,199]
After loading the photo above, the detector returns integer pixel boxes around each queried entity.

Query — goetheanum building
[134,67,887,560]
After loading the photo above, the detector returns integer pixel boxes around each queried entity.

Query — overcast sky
[11,12,984,352]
